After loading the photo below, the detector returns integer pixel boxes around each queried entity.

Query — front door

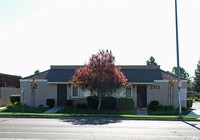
[57,84,67,106]
[137,85,147,108]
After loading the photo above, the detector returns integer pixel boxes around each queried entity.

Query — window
[112,87,132,98]
[79,89,90,97]
[73,87,78,96]
[72,86,90,97]
[126,88,131,98]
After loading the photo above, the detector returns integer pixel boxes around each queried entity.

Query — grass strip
[0,112,198,120]
[0,107,198,120]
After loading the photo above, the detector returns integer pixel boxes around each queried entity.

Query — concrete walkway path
[137,108,148,115]
[44,106,65,114]
[187,101,200,117]
[0,106,6,111]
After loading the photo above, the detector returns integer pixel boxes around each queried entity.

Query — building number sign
[150,85,160,90]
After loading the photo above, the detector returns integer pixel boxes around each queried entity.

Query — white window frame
[72,86,78,97]
[71,86,90,98]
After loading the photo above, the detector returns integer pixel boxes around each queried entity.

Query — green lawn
[0,106,198,120]
[0,106,190,116]
[57,107,136,115]
[148,110,190,115]
[56,107,198,119]
[0,106,49,113]
[58,107,191,116]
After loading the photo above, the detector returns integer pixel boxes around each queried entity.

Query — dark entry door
[137,85,147,108]
[57,84,67,106]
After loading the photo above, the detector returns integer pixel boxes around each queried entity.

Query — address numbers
[150,85,160,90]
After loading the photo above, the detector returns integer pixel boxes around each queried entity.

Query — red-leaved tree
[71,50,129,110]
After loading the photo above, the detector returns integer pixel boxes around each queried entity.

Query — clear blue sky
[0,0,199,78]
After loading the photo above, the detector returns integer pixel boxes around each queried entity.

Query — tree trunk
[97,91,102,110]
[98,97,102,110]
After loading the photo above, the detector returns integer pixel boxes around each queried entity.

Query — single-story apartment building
[20,65,187,109]
[0,73,21,106]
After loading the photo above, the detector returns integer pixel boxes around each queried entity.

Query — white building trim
[47,82,70,84]
[129,82,154,85]
[20,79,48,82]
[154,80,187,83]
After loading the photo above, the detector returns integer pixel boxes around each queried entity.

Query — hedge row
[87,96,134,110]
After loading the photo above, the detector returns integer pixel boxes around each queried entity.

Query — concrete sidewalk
[44,106,65,114]
[187,101,200,117]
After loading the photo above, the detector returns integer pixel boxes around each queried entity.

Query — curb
[0,114,199,121]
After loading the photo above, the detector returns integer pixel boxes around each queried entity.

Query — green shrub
[67,105,74,109]
[10,95,20,104]
[6,103,14,108]
[102,97,116,109]
[193,97,199,101]
[6,102,22,108]
[76,103,88,109]
[181,107,189,111]
[175,107,189,112]
[148,100,159,111]
[14,102,21,107]
[168,105,174,110]
[38,104,43,108]
[66,100,73,106]
[87,96,99,109]
[159,105,174,111]
[118,98,134,110]
[46,99,55,108]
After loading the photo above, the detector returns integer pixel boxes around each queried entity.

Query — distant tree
[172,67,190,80]
[71,49,129,110]
[34,70,40,75]
[187,79,194,91]
[146,56,158,66]
[172,67,191,89]
[194,59,200,92]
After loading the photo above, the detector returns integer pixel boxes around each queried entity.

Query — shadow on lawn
[60,117,121,125]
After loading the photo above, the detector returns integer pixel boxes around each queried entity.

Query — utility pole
[174,0,182,118]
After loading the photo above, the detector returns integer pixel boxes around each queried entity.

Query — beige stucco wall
[20,80,57,107]
[67,82,187,109]
[20,79,187,109]
[147,80,187,108]
[0,87,20,106]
